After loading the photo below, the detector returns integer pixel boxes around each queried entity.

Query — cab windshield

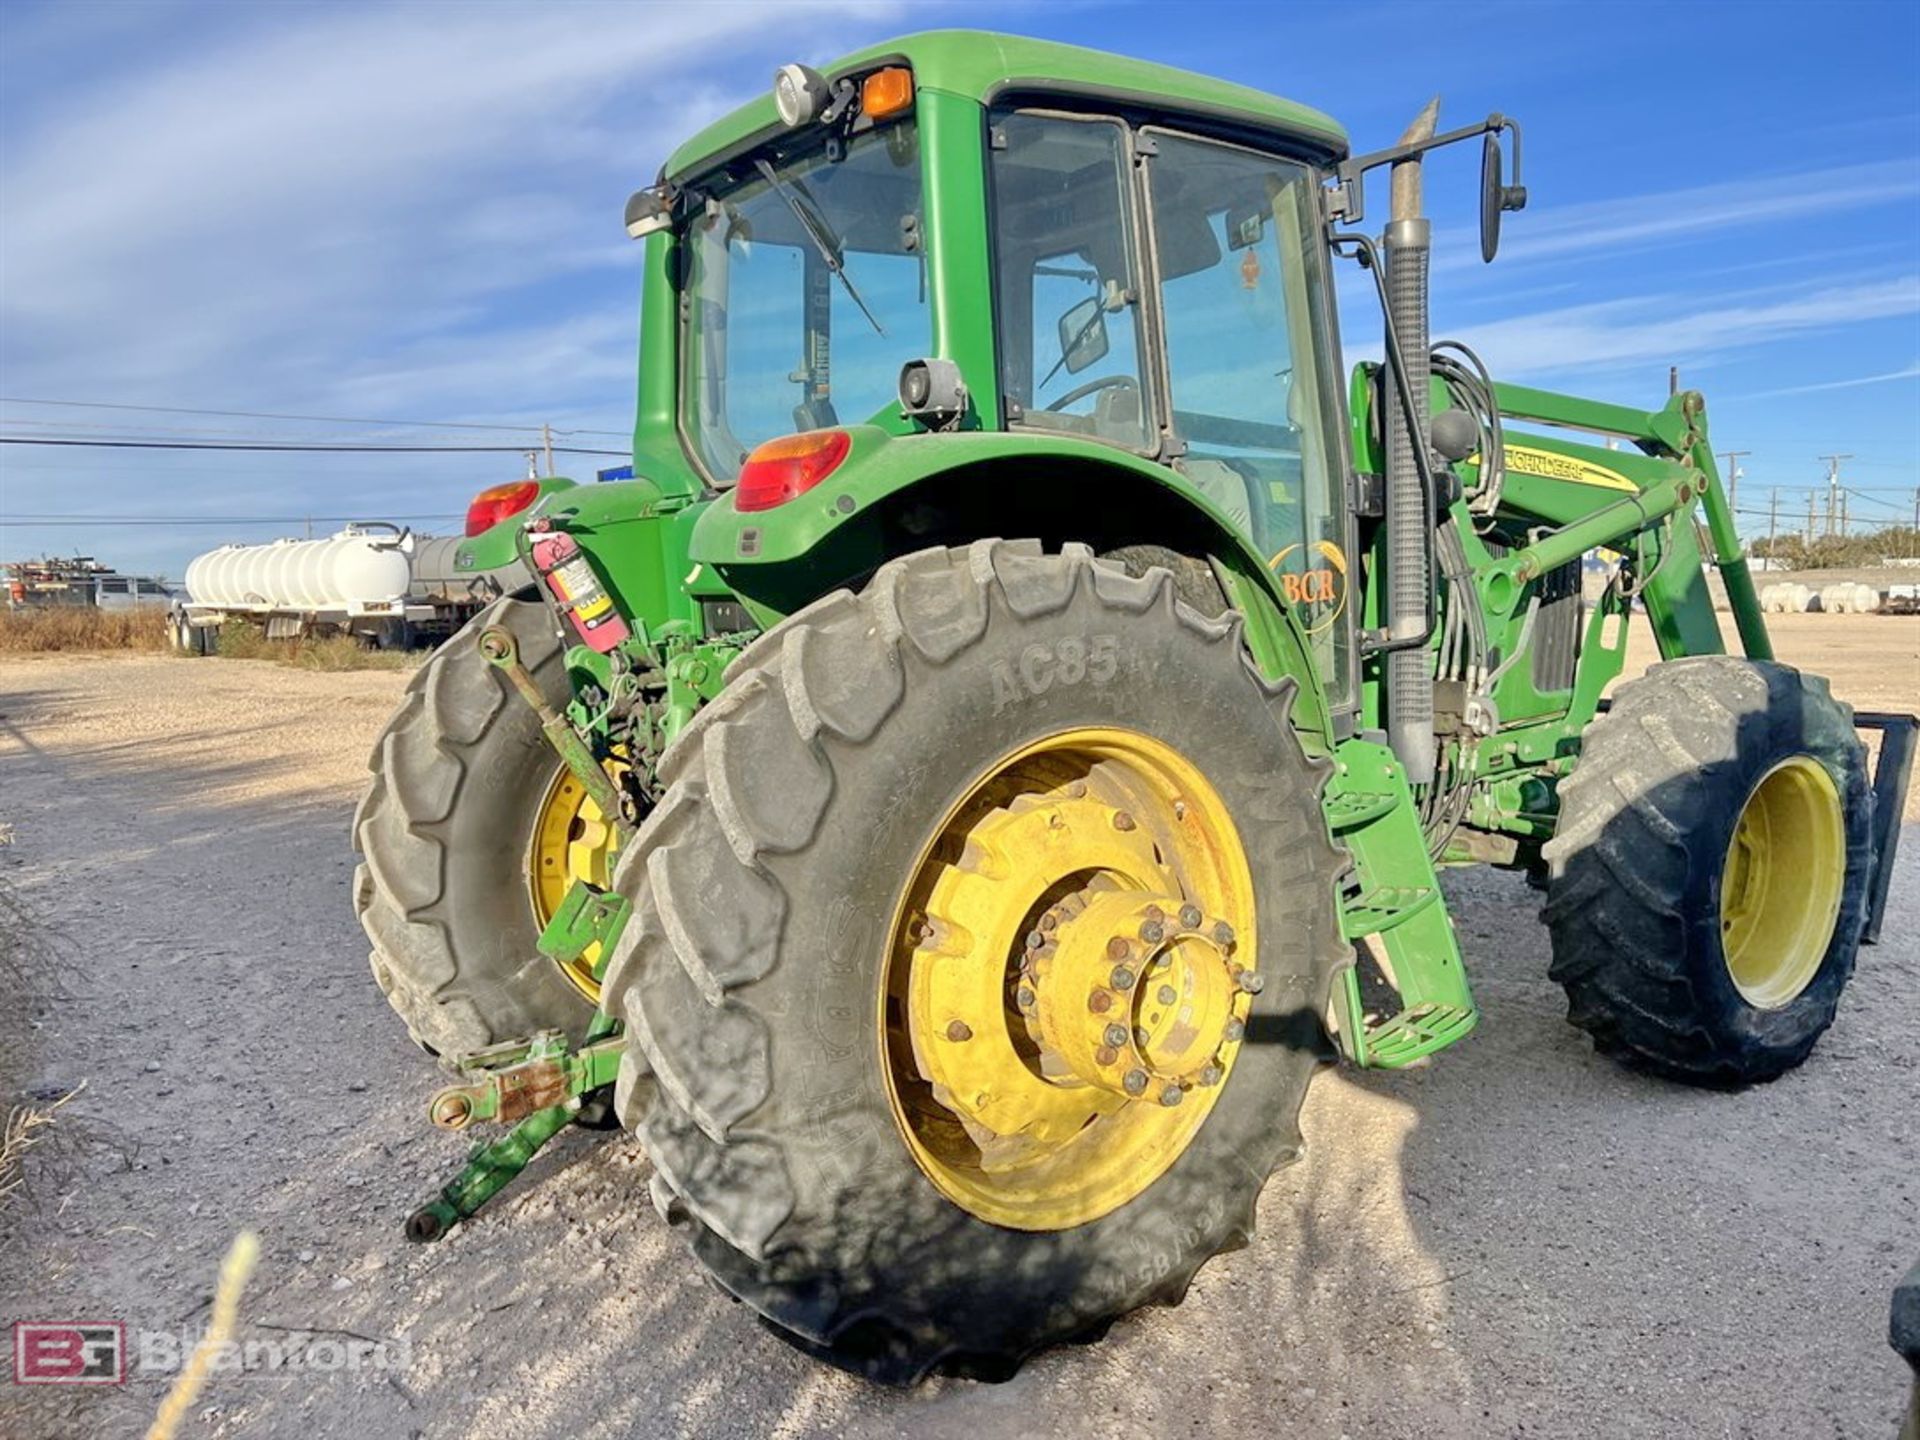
[682,121,928,484]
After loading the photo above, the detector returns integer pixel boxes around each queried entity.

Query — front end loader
[351,29,1915,1380]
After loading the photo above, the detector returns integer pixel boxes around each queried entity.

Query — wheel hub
[1023,890,1253,1105]
[881,726,1259,1231]
[529,759,627,1002]
[1719,754,1844,1009]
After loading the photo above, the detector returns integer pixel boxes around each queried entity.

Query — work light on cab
[464,480,541,537]
[734,430,851,512]
[773,63,830,127]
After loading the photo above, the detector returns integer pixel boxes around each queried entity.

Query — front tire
[1543,657,1872,1084]
[602,541,1347,1380]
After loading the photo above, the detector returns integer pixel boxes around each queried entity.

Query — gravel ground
[1,618,1915,1439]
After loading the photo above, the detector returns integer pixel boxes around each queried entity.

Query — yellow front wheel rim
[529,761,625,1002]
[1720,755,1845,1009]
[880,727,1257,1232]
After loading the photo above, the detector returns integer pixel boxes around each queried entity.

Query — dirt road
[2,619,1916,1439]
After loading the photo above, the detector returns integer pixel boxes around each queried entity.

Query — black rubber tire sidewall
[354,596,597,1058]
[616,544,1346,1378]
[1546,657,1871,1080]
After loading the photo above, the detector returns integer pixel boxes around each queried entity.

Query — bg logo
[12,1321,126,1384]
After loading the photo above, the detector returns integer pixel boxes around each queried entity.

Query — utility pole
[1819,454,1852,539]
[1668,365,1679,397]
[1719,450,1750,518]
[1840,490,1849,536]
[1767,488,1778,564]
[1808,490,1817,543]
[542,423,555,478]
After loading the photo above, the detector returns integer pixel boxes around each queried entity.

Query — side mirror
[1479,128,1528,264]
[1058,296,1109,376]
[1479,133,1504,263]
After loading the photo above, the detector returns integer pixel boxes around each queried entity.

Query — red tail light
[465,480,541,537]
[735,430,851,513]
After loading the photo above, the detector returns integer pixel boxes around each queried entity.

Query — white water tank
[185,526,413,613]
[409,534,532,603]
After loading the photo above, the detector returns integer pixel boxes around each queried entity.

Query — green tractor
[353,30,1914,1379]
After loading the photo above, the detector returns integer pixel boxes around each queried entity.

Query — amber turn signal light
[862,67,914,120]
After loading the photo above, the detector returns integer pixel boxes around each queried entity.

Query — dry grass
[1,1085,82,1209]
[0,605,169,652]
[213,620,412,671]
[145,1230,260,1440]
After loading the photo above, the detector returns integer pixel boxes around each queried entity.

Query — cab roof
[662,29,1348,182]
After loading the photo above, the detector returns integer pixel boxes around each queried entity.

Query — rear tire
[353,596,596,1061]
[603,541,1347,1380]
[1543,657,1871,1084]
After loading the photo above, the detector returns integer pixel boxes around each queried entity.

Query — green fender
[689,425,1336,743]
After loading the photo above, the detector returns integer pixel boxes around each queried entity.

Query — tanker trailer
[174,523,430,653]
[405,535,533,642]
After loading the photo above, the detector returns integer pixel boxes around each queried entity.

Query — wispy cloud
[1450,275,1920,381]
[0,2,894,412]
[1437,159,1920,273]
[1727,362,1920,400]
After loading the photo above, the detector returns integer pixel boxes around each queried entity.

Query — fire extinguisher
[528,526,631,652]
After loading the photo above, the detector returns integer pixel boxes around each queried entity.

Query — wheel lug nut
[1158,1084,1184,1107]
[1067,780,1088,798]
[1178,904,1201,929]
[1016,986,1036,1011]
[1025,930,1045,952]
[1144,904,1165,923]
[1157,983,1177,1005]
[1198,1064,1224,1087]
[1212,921,1235,947]
[1113,811,1136,832]
[1223,1018,1246,1043]
[1236,969,1264,995]
[1106,936,1130,961]
[945,1020,972,1043]
[1039,913,1058,933]
[1110,965,1136,991]
[1089,989,1114,1014]
[1134,1025,1152,1048]
[1139,920,1165,944]
[1095,1045,1119,1066]
[1103,1023,1129,1049]
[1122,1068,1149,1096]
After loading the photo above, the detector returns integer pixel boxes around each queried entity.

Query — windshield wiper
[754,158,885,337]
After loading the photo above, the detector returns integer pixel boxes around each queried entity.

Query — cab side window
[989,111,1151,450]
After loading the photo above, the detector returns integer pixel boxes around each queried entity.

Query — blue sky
[2,0,1916,577]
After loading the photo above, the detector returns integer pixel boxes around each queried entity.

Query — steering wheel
[1044,374,1137,413]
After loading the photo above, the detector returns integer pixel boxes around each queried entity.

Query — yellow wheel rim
[529,760,625,1002]
[1720,755,1844,1010]
[880,727,1257,1232]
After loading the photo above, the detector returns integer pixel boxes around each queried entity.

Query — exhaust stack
[1383,98,1440,784]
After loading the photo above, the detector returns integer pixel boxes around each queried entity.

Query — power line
[0,516,465,528]
[0,395,630,438]
[0,437,627,456]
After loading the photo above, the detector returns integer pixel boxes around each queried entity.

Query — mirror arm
[1328,114,1525,227]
